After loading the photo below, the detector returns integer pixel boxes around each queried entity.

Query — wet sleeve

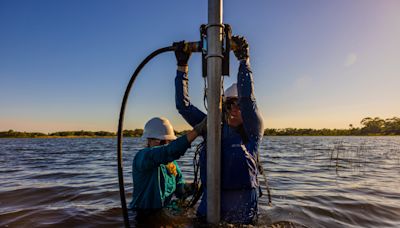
[237,60,264,151]
[175,70,207,127]
[134,135,191,171]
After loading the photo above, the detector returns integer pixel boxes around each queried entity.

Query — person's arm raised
[232,36,264,149]
[174,41,207,127]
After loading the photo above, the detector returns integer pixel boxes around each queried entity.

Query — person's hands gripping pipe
[173,41,192,67]
[231,35,250,61]
[193,117,207,136]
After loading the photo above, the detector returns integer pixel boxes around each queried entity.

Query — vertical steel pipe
[206,0,223,224]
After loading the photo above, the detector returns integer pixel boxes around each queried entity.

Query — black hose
[117,46,175,228]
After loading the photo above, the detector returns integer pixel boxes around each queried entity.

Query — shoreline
[1,135,399,139]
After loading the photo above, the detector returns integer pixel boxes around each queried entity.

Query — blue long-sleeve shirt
[129,135,190,210]
[175,60,264,224]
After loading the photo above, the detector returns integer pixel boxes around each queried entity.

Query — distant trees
[49,130,103,137]
[264,116,400,136]
[0,129,47,138]
[1,129,141,138]
[360,116,400,135]
[264,128,353,136]
[360,117,384,134]
[48,129,145,137]
[122,129,143,137]
[384,117,400,134]
[95,131,116,137]
[1,116,399,138]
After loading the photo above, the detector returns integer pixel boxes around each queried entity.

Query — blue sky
[1,0,399,132]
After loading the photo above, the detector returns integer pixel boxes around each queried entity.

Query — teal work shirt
[129,135,190,210]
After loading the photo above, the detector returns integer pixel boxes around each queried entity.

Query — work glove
[175,182,196,199]
[183,182,197,196]
[231,35,250,61]
[193,117,207,136]
[173,40,192,66]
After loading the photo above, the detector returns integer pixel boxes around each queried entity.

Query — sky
[1,0,399,133]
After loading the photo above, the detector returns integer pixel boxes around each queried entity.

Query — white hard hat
[142,117,177,140]
[224,83,238,101]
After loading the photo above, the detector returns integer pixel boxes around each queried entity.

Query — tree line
[264,117,400,136]
[1,117,399,138]
[0,129,143,138]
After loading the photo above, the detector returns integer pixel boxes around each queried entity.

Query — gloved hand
[175,182,197,199]
[173,40,192,66]
[183,182,197,196]
[193,117,207,136]
[231,35,249,61]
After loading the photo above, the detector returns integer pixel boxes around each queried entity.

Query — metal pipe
[206,0,223,224]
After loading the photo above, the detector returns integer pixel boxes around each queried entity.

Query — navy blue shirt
[175,60,264,224]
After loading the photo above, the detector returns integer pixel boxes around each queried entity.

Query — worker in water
[129,117,206,222]
[174,36,264,224]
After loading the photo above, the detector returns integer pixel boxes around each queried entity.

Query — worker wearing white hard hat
[174,36,264,224]
[130,116,206,223]
[224,83,238,101]
[142,117,177,141]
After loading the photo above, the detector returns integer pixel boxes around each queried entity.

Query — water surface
[1,137,400,227]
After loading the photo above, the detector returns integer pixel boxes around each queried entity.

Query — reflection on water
[1,137,400,227]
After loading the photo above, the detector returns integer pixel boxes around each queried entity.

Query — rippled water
[1,137,400,227]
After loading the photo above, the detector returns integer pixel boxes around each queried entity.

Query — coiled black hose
[117,46,174,228]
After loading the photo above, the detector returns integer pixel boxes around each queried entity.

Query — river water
[1,136,400,227]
